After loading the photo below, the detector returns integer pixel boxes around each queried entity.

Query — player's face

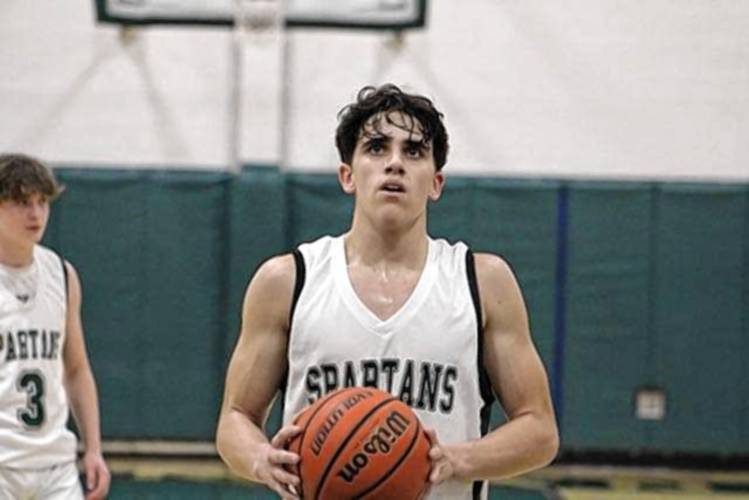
[339,112,444,227]
[0,193,50,249]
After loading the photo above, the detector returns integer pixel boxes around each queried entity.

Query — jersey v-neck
[0,252,39,309]
[332,236,437,335]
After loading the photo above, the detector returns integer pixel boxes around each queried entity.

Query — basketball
[285,387,431,500]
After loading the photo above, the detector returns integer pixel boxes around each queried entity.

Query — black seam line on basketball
[298,391,353,499]
[353,415,423,500]
[314,396,398,500]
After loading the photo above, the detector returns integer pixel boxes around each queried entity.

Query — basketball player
[0,154,110,499]
[216,84,558,499]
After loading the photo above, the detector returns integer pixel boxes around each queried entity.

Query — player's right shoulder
[249,253,296,293]
[241,254,298,329]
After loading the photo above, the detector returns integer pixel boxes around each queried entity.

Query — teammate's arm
[429,253,559,483]
[216,255,302,499]
[62,261,110,500]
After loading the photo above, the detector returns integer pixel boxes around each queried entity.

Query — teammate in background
[216,84,558,499]
[0,154,110,499]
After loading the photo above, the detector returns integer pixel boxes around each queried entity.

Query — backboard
[94,0,428,30]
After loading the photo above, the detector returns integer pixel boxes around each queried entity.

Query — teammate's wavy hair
[0,153,64,203]
[335,84,449,171]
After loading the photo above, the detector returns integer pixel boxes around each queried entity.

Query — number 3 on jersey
[16,370,46,428]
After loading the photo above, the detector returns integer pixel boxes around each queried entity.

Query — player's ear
[428,171,445,201]
[338,163,356,195]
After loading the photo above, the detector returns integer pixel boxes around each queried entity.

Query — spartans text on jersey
[0,330,62,362]
[304,358,458,414]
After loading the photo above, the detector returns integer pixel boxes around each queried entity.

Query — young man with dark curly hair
[217,84,558,499]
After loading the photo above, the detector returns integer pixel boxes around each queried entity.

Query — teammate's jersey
[0,245,77,468]
[282,235,494,500]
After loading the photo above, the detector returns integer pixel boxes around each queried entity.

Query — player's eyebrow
[360,133,390,146]
[404,138,430,151]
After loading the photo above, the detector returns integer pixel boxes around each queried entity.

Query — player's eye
[366,141,385,154]
[405,146,422,158]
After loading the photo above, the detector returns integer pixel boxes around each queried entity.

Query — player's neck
[0,238,35,268]
[345,218,428,269]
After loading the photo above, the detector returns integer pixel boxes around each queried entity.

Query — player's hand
[425,427,455,486]
[82,450,110,500]
[253,424,303,500]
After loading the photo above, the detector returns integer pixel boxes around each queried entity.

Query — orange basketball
[285,387,431,500]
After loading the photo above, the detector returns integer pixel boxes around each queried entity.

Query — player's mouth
[379,180,406,195]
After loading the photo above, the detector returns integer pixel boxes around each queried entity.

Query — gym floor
[105,458,749,499]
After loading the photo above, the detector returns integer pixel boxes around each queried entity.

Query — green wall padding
[430,177,560,427]
[563,183,653,451]
[40,166,749,458]
[744,190,749,451]
[52,170,150,437]
[52,169,229,439]
[651,185,747,454]
[286,173,353,246]
[225,167,287,361]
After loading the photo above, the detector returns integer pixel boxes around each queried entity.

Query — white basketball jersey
[283,235,494,500]
[0,245,77,468]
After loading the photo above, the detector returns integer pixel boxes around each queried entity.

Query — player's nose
[384,152,405,175]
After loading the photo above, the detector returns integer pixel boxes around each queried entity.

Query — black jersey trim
[281,250,307,418]
[465,250,495,419]
[59,255,69,304]
[290,249,306,327]
[473,479,486,500]
[466,249,494,500]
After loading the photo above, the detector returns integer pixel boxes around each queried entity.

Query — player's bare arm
[216,254,302,499]
[430,253,559,483]
[62,261,110,500]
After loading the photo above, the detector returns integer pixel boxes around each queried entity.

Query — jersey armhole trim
[59,254,69,305]
[282,249,307,416]
[289,249,306,328]
[465,250,495,419]
[466,249,492,500]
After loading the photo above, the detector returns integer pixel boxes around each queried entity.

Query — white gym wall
[0,1,747,180]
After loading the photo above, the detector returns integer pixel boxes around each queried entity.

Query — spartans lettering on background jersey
[304,358,458,414]
[0,330,62,362]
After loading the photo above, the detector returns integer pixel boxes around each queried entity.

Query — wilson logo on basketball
[311,391,370,456]
[285,387,431,499]
[336,409,410,483]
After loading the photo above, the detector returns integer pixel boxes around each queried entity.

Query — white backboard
[95,0,427,29]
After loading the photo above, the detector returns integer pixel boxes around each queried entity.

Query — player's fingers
[268,448,300,466]
[423,427,440,445]
[89,465,111,499]
[271,425,302,448]
[84,465,100,497]
[271,466,301,487]
[85,479,107,500]
[84,464,96,491]
[428,446,444,460]
[268,478,299,500]
[429,461,453,484]
[85,484,106,500]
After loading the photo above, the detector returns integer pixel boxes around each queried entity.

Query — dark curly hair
[0,153,63,203]
[335,84,449,171]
